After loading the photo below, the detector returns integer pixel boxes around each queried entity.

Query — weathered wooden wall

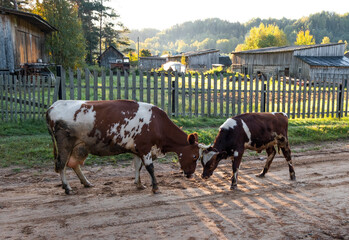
[99,48,124,68]
[139,57,166,70]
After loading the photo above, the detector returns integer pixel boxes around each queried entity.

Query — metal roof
[0,7,57,33]
[296,56,349,67]
[232,43,345,54]
[171,49,220,57]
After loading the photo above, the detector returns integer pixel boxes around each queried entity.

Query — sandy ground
[1,140,349,240]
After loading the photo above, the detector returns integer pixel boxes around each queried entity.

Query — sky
[107,0,349,30]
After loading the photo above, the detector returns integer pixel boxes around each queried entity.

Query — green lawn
[0,117,348,169]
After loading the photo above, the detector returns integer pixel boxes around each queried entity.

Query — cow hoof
[137,184,146,190]
[152,188,160,194]
[230,185,237,190]
[84,182,94,188]
[256,173,265,178]
[64,188,73,195]
[290,175,296,181]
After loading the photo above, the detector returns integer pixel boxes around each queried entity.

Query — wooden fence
[1,69,349,121]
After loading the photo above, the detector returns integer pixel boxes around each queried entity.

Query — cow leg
[133,156,146,190]
[256,146,276,178]
[231,150,243,190]
[73,165,93,188]
[281,145,296,181]
[60,165,72,194]
[143,153,159,194]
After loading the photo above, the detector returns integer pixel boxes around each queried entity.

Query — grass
[0,117,348,168]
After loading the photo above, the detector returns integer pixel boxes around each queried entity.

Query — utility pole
[99,0,103,56]
[137,37,140,69]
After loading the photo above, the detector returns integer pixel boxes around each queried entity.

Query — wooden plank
[282,75,286,113]
[225,75,230,117]
[237,74,241,115]
[101,70,106,100]
[321,77,326,118]
[154,72,158,105]
[168,74,172,115]
[231,75,236,116]
[132,71,137,101]
[161,73,165,110]
[303,78,308,119]
[271,75,276,112]
[19,75,23,121]
[306,79,310,118]
[124,71,129,100]
[213,74,218,116]
[287,76,291,117]
[93,71,98,100]
[109,70,114,100]
[188,73,192,117]
[0,75,4,121]
[248,75,253,113]
[207,74,211,116]
[254,75,259,112]
[9,75,14,121]
[139,71,144,102]
[277,74,281,112]
[85,68,90,100]
[243,75,247,113]
[201,73,205,117]
[147,72,151,103]
[32,77,36,120]
[316,74,322,118]
[339,77,345,118]
[292,77,297,118]
[260,78,265,112]
[23,76,28,120]
[174,72,179,117]
[219,74,223,117]
[297,78,302,118]
[181,73,185,115]
[117,70,121,100]
[37,76,41,119]
[14,76,18,120]
[69,69,74,100]
[331,78,336,117]
[77,69,82,100]
[345,75,349,116]
[194,73,199,117]
[41,76,45,118]
[312,78,317,118]
[266,74,270,112]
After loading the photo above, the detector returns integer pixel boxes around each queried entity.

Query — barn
[168,49,220,70]
[97,46,130,70]
[0,7,56,74]
[231,43,349,79]
[139,56,166,71]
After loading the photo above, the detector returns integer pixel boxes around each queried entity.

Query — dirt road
[1,141,349,239]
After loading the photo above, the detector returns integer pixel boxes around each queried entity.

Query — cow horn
[198,143,211,150]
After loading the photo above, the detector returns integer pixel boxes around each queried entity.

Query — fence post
[56,65,63,100]
[171,78,175,114]
[337,80,344,119]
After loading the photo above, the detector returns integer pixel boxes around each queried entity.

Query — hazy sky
[108,0,348,30]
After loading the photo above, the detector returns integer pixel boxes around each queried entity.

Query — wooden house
[139,56,166,70]
[168,49,220,70]
[97,46,130,70]
[231,43,349,79]
[0,7,56,74]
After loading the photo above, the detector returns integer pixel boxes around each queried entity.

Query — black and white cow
[199,112,296,189]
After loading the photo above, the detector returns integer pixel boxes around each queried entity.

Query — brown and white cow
[46,100,200,194]
[199,112,296,189]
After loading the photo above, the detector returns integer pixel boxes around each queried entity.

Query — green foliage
[238,23,288,51]
[295,30,316,45]
[34,0,86,69]
[140,49,152,57]
[0,0,30,10]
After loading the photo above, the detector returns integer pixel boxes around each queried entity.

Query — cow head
[199,145,227,179]
[178,133,200,178]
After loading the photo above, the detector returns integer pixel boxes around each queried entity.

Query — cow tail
[46,112,59,173]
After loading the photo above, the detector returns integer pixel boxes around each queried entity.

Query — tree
[294,30,315,45]
[140,49,151,57]
[238,23,288,51]
[0,0,30,10]
[34,0,86,69]
[181,54,188,66]
[321,36,331,44]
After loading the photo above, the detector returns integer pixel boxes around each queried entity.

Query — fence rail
[1,69,349,121]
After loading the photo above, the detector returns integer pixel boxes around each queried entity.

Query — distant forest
[126,11,349,55]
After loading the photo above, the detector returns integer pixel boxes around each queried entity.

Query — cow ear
[188,133,198,145]
[217,151,228,161]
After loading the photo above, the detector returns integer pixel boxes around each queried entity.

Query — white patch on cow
[202,151,217,166]
[271,112,288,118]
[151,145,165,158]
[241,119,251,144]
[220,118,237,130]
[143,152,152,166]
[234,151,239,157]
[121,111,125,115]
[49,100,96,134]
[107,102,153,150]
